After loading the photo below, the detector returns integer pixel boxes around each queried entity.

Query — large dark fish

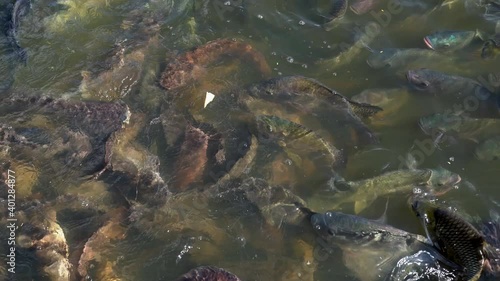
[248,76,382,119]
[6,0,30,63]
[406,69,500,118]
[299,205,455,281]
[419,113,500,143]
[323,0,348,31]
[256,114,346,170]
[176,266,243,281]
[412,200,486,281]
[244,76,380,147]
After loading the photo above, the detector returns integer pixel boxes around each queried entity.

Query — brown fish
[78,207,127,280]
[171,125,211,191]
[412,200,486,281]
[160,38,271,90]
[176,266,243,281]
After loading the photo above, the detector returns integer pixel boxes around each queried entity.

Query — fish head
[424,31,475,51]
[427,167,461,195]
[406,69,438,92]
[406,68,456,96]
[474,138,500,161]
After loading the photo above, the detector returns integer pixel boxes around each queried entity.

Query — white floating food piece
[204,92,215,108]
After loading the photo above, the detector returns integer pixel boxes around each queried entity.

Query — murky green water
[1,0,500,280]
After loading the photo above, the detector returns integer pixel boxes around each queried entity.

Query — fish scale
[432,208,485,281]
[329,0,348,19]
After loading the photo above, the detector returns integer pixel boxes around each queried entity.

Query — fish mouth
[431,174,462,196]
[423,36,434,50]
[406,71,430,90]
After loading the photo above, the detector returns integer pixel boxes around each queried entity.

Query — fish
[78,207,127,280]
[406,69,492,97]
[309,164,461,214]
[243,76,380,148]
[17,206,73,281]
[411,200,486,281]
[350,0,381,15]
[351,88,411,125]
[419,113,500,143]
[323,0,348,31]
[406,69,500,118]
[248,76,382,119]
[481,34,500,59]
[424,30,482,52]
[255,115,346,171]
[317,22,379,69]
[176,266,242,281]
[171,124,212,192]
[6,0,30,63]
[160,38,271,91]
[484,1,500,24]
[300,206,446,281]
[480,210,500,279]
[367,48,452,69]
[475,136,500,161]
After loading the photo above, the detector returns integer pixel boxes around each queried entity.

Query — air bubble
[224,1,231,6]
[301,64,308,69]
[257,14,263,19]
[299,20,305,26]
[286,56,294,63]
